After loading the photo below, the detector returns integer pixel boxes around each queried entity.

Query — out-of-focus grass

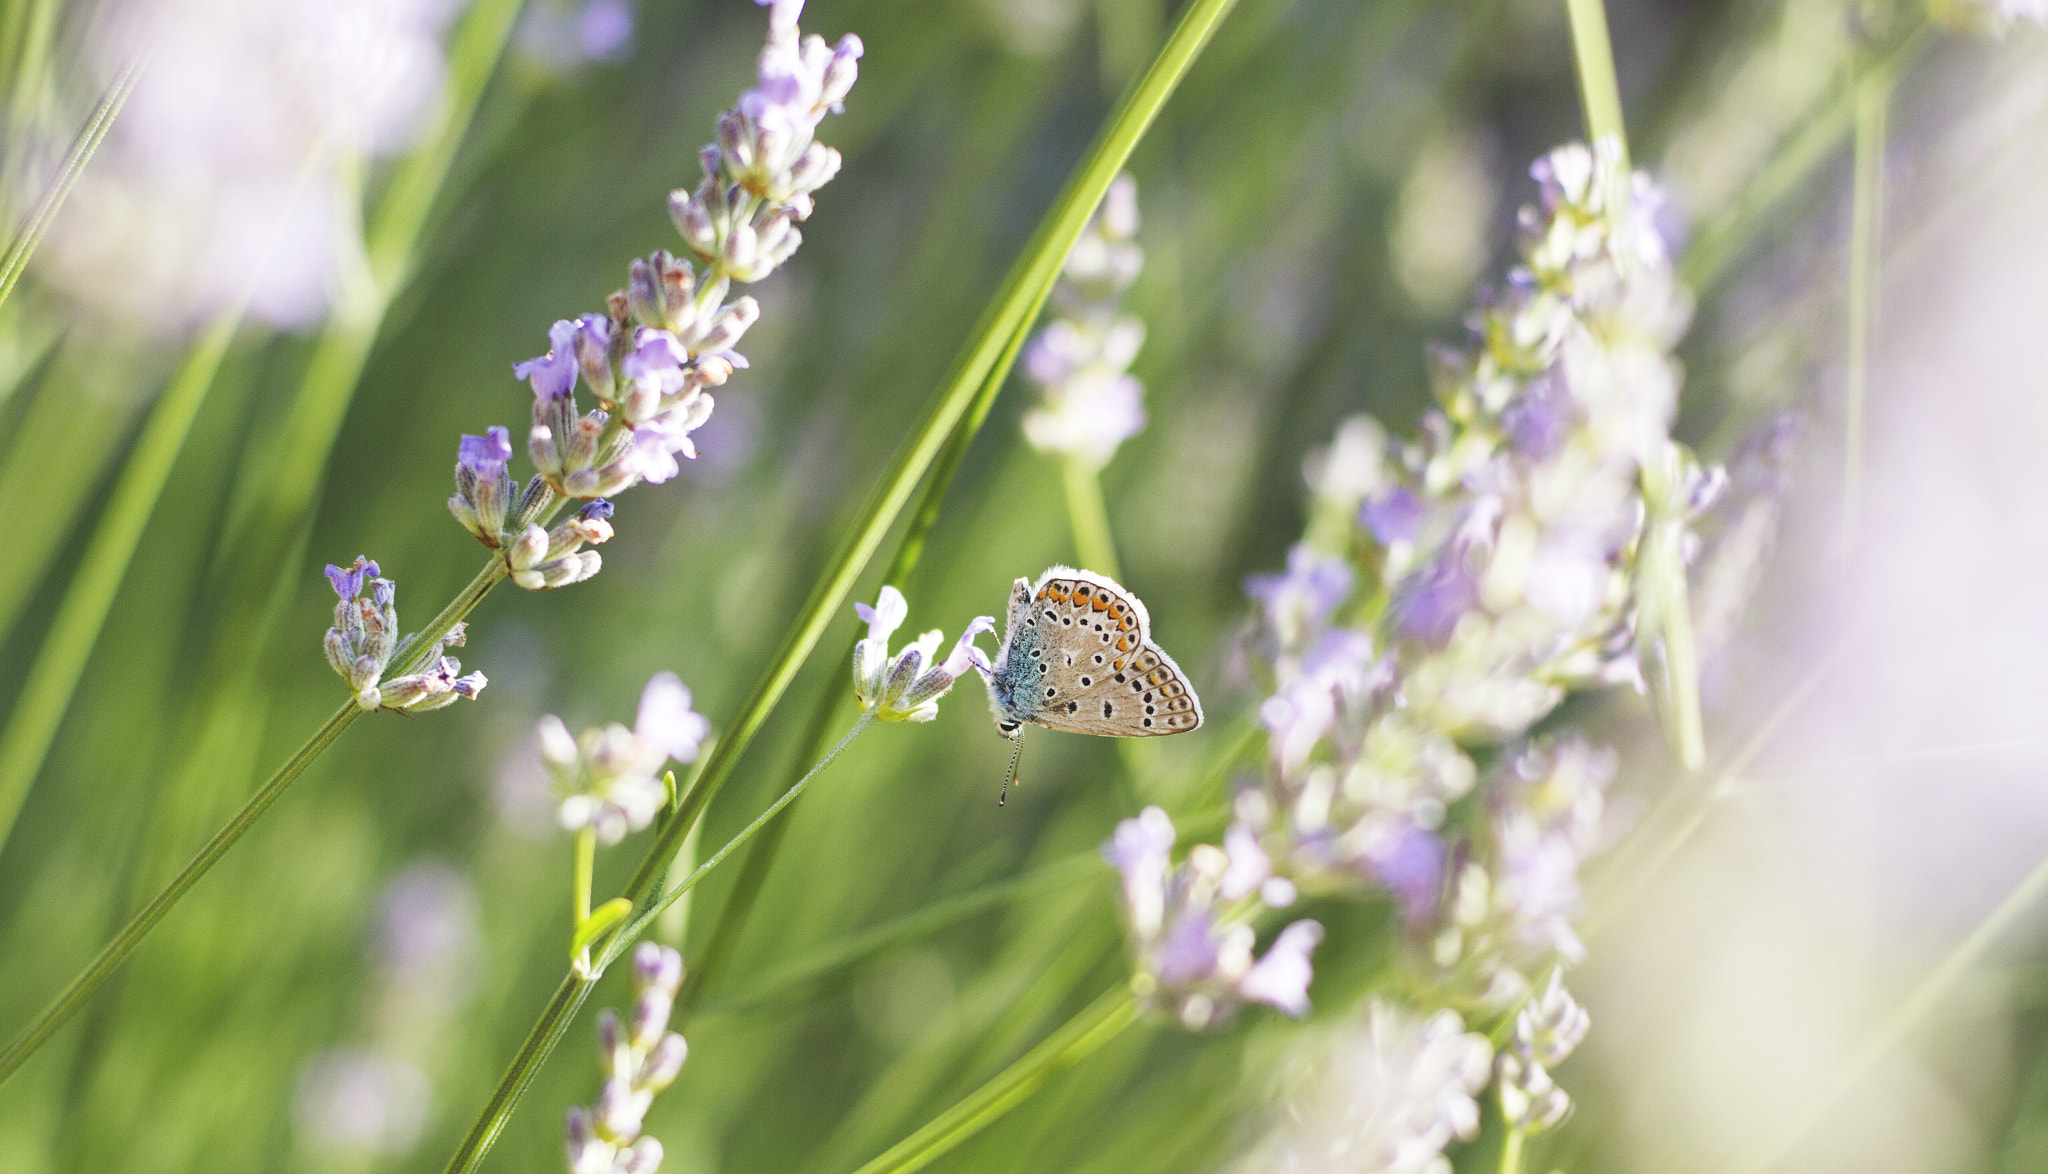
[0,1,2042,1173]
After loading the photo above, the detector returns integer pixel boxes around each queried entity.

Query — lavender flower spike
[320,562,486,715]
[1021,173,1148,470]
[566,942,688,1172]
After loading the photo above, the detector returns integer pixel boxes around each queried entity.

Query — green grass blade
[1680,28,1922,294]
[0,555,505,1087]
[1841,66,1889,555]
[0,54,141,312]
[0,307,240,858]
[848,986,1139,1174]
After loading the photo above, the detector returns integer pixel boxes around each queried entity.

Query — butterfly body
[983,566,1202,739]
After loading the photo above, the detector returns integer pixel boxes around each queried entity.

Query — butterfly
[979,566,1203,803]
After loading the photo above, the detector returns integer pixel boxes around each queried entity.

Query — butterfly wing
[1019,567,1202,737]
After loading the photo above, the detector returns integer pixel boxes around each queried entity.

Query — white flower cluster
[44,0,464,332]
[538,673,710,844]
[1240,1000,1493,1174]
[1021,173,1148,468]
[1103,807,1323,1028]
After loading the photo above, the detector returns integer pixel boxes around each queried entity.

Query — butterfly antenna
[999,729,1024,807]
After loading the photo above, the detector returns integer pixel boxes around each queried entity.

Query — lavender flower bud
[1497,1051,1571,1132]
[632,941,685,997]
[451,426,516,545]
[593,1075,649,1142]
[639,1032,688,1093]
[565,1106,612,1174]
[628,987,672,1052]
[616,1138,665,1174]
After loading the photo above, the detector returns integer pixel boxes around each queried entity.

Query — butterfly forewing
[1019,569,1201,737]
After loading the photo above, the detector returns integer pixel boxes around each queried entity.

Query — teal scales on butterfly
[981,566,1203,740]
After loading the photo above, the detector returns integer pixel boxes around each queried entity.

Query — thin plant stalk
[438,3,1241,1166]
[1842,65,1889,556]
[848,986,1140,1174]
[1561,0,1708,769]
[0,0,529,1085]
[0,55,142,312]
[1681,26,1923,294]
[444,714,877,1173]
[1563,0,1627,164]
[0,555,508,1085]
[0,304,240,856]
[1499,1127,1527,1174]
[1061,456,1123,581]
[1725,847,2048,1174]
[683,248,1049,1011]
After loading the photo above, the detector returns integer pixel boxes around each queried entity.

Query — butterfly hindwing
[1017,567,1201,737]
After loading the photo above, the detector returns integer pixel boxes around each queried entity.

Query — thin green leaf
[0,55,142,312]
[571,898,634,961]
[849,986,1140,1174]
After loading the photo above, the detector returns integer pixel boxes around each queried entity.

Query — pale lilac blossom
[850,586,993,723]
[1242,1001,1492,1174]
[1021,173,1148,469]
[544,672,710,844]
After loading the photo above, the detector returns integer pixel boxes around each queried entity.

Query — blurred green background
[1,0,2044,1171]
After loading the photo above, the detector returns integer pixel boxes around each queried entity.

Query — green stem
[612,715,874,953]
[1563,0,1627,162]
[683,254,1053,1009]
[442,714,875,1174]
[1842,66,1889,557]
[848,986,1139,1174]
[0,56,142,312]
[1060,456,1123,581]
[698,853,1104,1019]
[1499,1127,1527,1174]
[0,555,507,1086]
[1727,848,2048,1174]
[437,2,1239,1165]
[1681,28,1922,294]
[0,306,241,857]
[571,825,596,966]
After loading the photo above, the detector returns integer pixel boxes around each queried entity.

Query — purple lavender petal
[1366,825,1446,925]
[1501,370,1576,460]
[457,426,513,477]
[1393,556,1480,645]
[1360,486,1424,546]
[514,319,583,402]
[1237,920,1324,1017]
[1154,911,1220,986]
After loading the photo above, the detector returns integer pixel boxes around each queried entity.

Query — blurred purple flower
[1361,486,1423,546]
[1246,544,1353,647]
